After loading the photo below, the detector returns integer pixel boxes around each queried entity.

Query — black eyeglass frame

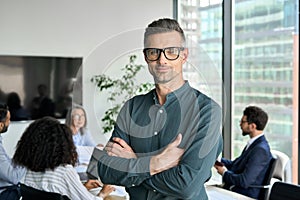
[143,47,185,61]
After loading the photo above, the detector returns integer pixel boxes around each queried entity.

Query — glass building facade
[178,0,298,181]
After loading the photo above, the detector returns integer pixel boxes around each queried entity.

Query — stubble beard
[153,68,179,85]
[242,131,250,136]
[0,124,8,133]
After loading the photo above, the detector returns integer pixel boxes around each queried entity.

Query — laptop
[86,147,103,179]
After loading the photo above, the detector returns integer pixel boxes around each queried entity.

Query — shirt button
[153,190,156,192]
[132,184,135,187]
[159,109,163,113]
[154,131,158,135]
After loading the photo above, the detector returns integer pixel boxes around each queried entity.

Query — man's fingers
[175,133,182,144]
[104,142,112,152]
[107,151,118,157]
[169,133,182,147]
[113,137,132,150]
[105,138,137,158]
[104,141,114,149]
[105,142,122,156]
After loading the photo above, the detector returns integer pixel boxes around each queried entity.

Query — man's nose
[158,51,168,64]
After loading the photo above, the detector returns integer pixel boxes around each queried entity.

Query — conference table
[84,179,255,200]
[205,176,255,200]
[206,185,255,200]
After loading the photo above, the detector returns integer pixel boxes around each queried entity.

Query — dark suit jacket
[221,135,272,199]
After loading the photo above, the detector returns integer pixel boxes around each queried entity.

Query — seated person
[12,116,115,199]
[65,105,101,147]
[29,84,55,119]
[6,92,30,121]
[0,103,26,196]
[214,106,272,199]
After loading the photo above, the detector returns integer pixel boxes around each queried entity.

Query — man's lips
[156,67,169,73]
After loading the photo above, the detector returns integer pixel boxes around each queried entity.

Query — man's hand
[104,137,137,159]
[150,133,184,175]
[214,164,227,175]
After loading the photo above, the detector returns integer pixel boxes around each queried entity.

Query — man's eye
[166,48,177,54]
[149,50,159,55]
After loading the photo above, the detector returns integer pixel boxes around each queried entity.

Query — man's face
[240,115,250,136]
[0,111,10,133]
[144,31,188,84]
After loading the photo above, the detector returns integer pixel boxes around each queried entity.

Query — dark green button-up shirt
[98,81,223,200]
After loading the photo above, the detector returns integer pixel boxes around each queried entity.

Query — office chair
[269,181,300,200]
[20,184,70,200]
[249,155,278,200]
[271,150,292,183]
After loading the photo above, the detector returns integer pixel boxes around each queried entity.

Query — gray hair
[144,18,186,47]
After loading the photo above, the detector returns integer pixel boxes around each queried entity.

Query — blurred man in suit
[214,106,272,199]
[0,103,26,196]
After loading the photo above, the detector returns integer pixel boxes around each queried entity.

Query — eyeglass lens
[73,114,85,120]
[144,47,184,61]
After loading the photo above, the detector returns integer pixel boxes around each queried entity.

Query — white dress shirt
[0,135,26,192]
[245,133,264,151]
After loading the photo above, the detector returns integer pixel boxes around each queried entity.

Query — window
[177,0,298,183]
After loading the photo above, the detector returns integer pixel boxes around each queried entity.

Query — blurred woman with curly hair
[13,117,114,200]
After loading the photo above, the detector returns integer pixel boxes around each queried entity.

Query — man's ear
[0,122,3,132]
[249,122,257,131]
[181,48,189,64]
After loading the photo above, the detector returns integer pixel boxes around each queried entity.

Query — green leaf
[90,54,153,134]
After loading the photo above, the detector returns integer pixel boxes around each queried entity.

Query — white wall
[2,119,64,157]
[0,0,173,57]
[0,0,173,156]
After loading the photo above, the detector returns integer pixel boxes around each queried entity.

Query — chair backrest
[20,184,70,200]
[271,150,292,183]
[257,155,278,200]
[269,181,300,200]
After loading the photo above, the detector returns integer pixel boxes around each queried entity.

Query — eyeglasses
[143,47,185,61]
[73,114,85,121]
[240,120,248,124]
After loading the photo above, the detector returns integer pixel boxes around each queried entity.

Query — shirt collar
[152,81,190,105]
[247,133,264,149]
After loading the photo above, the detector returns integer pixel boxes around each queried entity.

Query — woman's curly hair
[13,116,78,172]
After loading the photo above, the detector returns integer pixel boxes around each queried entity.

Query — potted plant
[91,55,154,134]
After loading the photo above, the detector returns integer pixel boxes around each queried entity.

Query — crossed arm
[98,98,222,198]
[102,130,222,199]
[104,134,184,175]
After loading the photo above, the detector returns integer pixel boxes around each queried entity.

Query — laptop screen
[86,147,103,179]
